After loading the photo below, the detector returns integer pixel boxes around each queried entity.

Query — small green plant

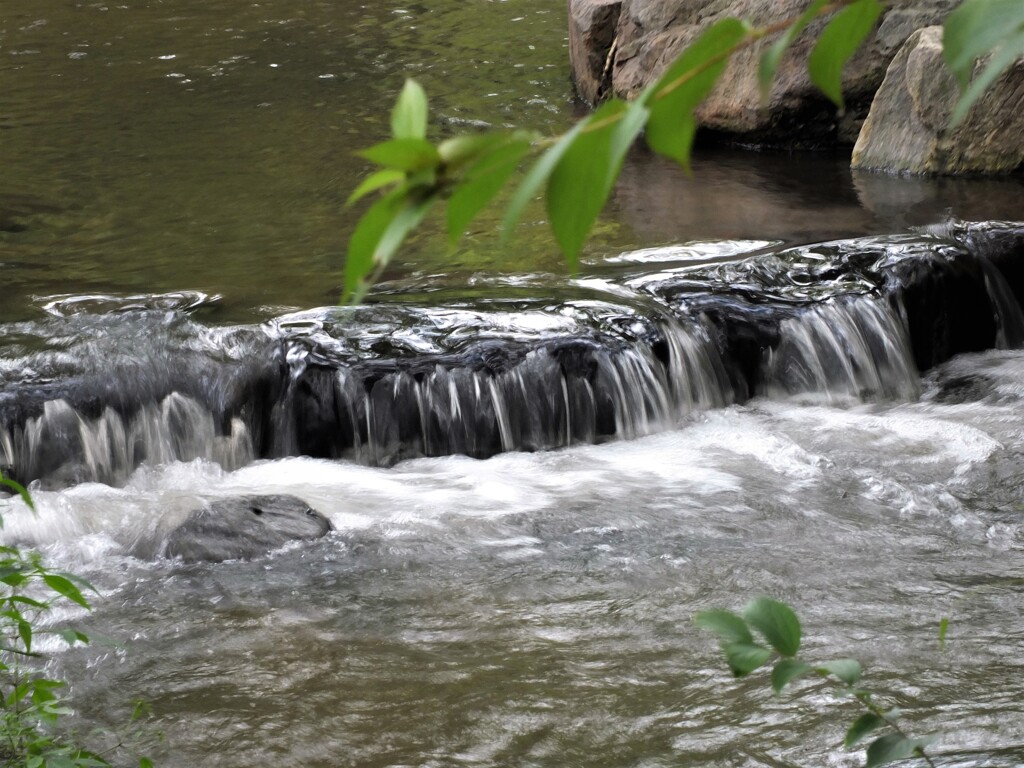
[696,597,938,768]
[0,472,153,767]
[343,0,1024,303]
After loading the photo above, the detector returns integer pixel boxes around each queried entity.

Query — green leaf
[42,573,90,609]
[943,0,1024,88]
[771,659,812,694]
[743,597,802,657]
[140,759,155,768]
[10,595,47,609]
[724,642,773,677]
[359,138,441,172]
[816,658,862,686]
[808,0,883,109]
[758,0,831,101]
[346,169,406,207]
[0,473,35,512]
[391,79,428,140]
[446,138,532,247]
[938,617,949,650]
[17,618,32,653]
[949,26,1024,126]
[56,628,90,646]
[546,98,649,269]
[344,188,436,303]
[695,609,754,645]
[643,17,751,168]
[501,119,587,242]
[0,569,28,587]
[865,733,937,767]
[845,712,885,748]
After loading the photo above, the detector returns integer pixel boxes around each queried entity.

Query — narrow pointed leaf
[938,617,949,650]
[446,139,531,247]
[56,628,90,646]
[346,169,406,207]
[949,27,1024,127]
[391,79,428,140]
[346,191,436,303]
[865,734,937,767]
[816,658,862,686]
[547,99,648,269]
[643,18,751,168]
[501,120,585,242]
[845,712,885,748]
[943,0,1024,89]
[724,642,773,677]
[0,474,34,512]
[42,573,89,608]
[695,609,753,645]
[743,597,801,657]
[758,0,831,101]
[359,138,441,172]
[771,659,812,694]
[17,618,31,653]
[344,189,404,300]
[808,0,883,109]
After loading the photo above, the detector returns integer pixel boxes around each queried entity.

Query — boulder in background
[851,26,1024,175]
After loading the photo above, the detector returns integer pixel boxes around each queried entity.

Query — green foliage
[697,598,939,768]
[943,0,1024,125]
[0,472,153,767]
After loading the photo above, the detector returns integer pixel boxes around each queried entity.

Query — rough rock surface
[852,26,1024,175]
[568,0,958,145]
[164,494,332,562]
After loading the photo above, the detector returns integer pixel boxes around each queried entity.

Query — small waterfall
[274,320,732,466]
[0,395,253,487]
[978,257,1024,349]
[763,295,920,402]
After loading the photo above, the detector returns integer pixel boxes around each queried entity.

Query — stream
[2,1,1024,767]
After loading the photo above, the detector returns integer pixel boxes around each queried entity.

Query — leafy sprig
[696,598,939,768]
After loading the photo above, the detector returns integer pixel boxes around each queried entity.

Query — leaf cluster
[696,598,938,768]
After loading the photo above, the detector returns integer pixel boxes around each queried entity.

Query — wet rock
[852,26,1024,175]
[568,0,956,145]
[569,0,622,104]
[164,495,332,563]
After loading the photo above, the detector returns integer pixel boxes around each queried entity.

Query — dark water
[3,2,1024,767]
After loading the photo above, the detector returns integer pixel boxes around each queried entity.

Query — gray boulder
[568,0,958,145]
[851,26,1024,175]
[164,494,332,563]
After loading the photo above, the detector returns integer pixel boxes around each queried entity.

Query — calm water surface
[2,1,1024,766]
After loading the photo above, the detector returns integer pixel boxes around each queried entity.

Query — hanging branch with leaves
[342,0,1024,303]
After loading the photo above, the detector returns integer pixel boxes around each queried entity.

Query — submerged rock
[164,495,332,563]
[852,26,1024,175]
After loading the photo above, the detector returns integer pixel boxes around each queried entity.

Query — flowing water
[3,1,1024,766]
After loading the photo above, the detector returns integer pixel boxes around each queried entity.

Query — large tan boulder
[567,0,958,145]
[851,26,1024,175]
